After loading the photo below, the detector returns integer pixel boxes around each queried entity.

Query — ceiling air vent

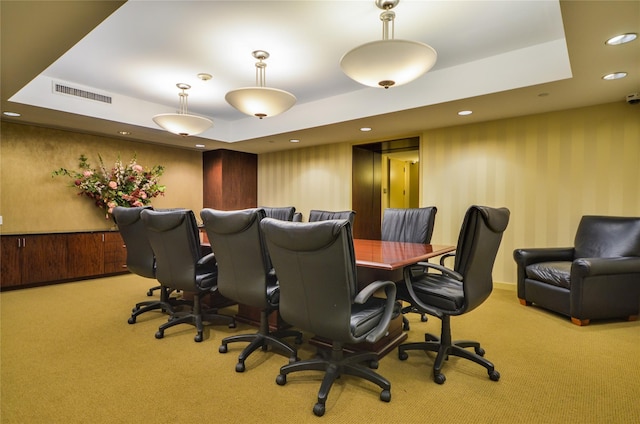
[53,82,112,104]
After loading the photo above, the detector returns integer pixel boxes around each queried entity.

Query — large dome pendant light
[225,50,297,119]
[340,0,437,89]
[152,83,213,136]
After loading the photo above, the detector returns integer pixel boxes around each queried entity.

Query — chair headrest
[475,205,510,232]
[201,208,262,234]
[261,218,348,252]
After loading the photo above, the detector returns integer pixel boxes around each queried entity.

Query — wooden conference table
[309,239,456,358]
[230,238,455,358]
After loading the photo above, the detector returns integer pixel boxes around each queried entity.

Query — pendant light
[340,0,437,89]
[153,83,213,136]
[225,50,296,119]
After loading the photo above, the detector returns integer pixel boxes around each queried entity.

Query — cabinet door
[66,233,104,278]
[103,232,128,274]
[1,236,23,288]
[21,234,68,285]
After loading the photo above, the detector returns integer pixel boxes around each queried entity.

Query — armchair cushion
[525,261,572,289]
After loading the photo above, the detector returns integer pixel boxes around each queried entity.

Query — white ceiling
[1,1,638,153]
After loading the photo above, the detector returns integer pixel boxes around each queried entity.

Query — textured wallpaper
[256,102,639,284]
[0,123,203,234]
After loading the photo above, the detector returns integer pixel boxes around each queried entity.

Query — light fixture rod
[380,10,395,40]
[176,83,191,114]
[253,50,269,88]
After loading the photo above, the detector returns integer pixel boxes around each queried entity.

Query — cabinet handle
[22,238,26,248]
[102,233,105,242]
[18,238,21,248]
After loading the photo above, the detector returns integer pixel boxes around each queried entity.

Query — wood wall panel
[202,149,257,210]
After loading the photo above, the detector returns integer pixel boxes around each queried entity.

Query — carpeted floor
[1,274,639,423]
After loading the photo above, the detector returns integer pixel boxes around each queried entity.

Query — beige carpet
[1,274,639,423]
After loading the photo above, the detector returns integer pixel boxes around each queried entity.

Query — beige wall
[2,102,638,284]
[0,123,203,234]
[257,142,352,221]
[257,102,640,284]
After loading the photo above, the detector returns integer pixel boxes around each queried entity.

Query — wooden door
[352,147,381,240]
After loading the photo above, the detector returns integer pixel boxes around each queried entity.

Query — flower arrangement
[53,154,165,218]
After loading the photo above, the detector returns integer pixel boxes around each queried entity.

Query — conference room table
[202,234,455,358]
[308,239,456,358]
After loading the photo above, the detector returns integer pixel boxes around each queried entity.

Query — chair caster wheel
[228,322,236,329]
[420,314,428,322]
[398,351,408,361]
[235,362,245,373]
[219,344,228,353]
[194,333,203,343]
[147,289,153,296]
[276,374,287,386]
[369,360,379,369]
[434,373,446,384]
[128,316,136,324]
[313,402,325,417]
[380,389,391,402]
[489,370,500,381]
[289,356,299,364]
[295,335,303,344]
[155,331,164,339]
[475,346,485,356]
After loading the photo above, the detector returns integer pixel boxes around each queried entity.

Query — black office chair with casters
[200,208,302,372]
[308,209,355,227]
[140,209,236,342]
[397,205,509,384]
[381,207,438,329]
[112,206,186,323]
[261,218,397,417]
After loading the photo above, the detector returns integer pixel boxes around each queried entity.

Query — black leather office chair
[514,215,640,325]
[260,206,296,221]
[397,205,509,384]
[200,208,302,372]
[140,209,235,342]
[292,212,302,222]
[381,207,438,329]
[308,209,355,227]
[261,218,397,417]
[113,206,188,323]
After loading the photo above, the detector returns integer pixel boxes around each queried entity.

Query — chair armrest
[354,280,397,344]
[413,261,463,281]
[573,257,640,278]
[439,251,456,266]
[197,252,216,266]
[513,247,575,267]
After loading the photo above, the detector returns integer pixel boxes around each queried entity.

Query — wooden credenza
[0,231,128,290]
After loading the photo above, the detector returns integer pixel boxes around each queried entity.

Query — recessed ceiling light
[458,110,472,116]
[195,144,206,148]
[360,127,372,132]
[606,33,637,45]
[289,139,300,143]
[602,72,627,80]
[118,130,131,135]
[3,111,21,117]
[197,73,212,81]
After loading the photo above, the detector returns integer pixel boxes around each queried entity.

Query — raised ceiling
[1,1,638,154]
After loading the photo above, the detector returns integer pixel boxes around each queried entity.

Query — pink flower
[108,181,118,189]
[139,191,147,199]
[132,201,143,207]
[83,170,93,177]
[74,179,82,186]
[132,164,143,173]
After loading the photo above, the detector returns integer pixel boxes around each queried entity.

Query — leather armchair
[308,209,355,227]
[514,215,640,325]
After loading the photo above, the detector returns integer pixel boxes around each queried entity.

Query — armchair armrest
[513,247,575,267]
[196,252,217,273]
[573,257,640,278]
[354,280,397,344]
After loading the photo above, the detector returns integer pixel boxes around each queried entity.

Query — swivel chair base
[398,315,500,384]
[219,310,302,372]
[155,293,236,342]
[276,341,391,417]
